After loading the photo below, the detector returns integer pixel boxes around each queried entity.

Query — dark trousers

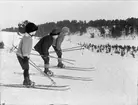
[41,46,62,65]
[17,55,29,79]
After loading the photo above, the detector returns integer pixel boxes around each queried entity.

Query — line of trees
[2,17,138,38]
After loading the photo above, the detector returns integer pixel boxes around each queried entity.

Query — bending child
[34,27,70,76]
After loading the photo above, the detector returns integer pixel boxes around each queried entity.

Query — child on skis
[34,27,70,76]
[16,22,38,86]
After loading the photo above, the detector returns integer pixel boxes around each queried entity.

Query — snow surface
[0,32,137,105]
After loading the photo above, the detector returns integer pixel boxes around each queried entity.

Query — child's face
[52,35,58,39]
[62,31,69,36]
[30,31,36,36]
[64,32,69,36]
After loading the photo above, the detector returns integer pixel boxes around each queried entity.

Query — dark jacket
[34,32,65,58]
[34,35,53,56]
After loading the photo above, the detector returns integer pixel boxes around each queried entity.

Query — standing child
[16,22,38,86]
[34,27,70,76]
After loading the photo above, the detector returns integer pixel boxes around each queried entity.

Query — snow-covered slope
[0,32,137,105]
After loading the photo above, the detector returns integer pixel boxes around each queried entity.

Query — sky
[0,0,138,28]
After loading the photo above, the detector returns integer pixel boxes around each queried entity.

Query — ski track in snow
[0,32,137,105]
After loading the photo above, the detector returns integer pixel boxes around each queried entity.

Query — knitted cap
[62,27,70,33]
[25,22,38,33]
[50,28,61,36]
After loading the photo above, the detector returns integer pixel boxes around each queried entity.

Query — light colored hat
[62,27,70,33]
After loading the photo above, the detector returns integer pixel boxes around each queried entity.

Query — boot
[44,68,54,76]
[44,64,54,76]
[57,58,65,68]
[23,76,35,87]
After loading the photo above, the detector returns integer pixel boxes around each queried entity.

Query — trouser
[41,46,62,69]
[52,46,62,58]
[17,55,29,79]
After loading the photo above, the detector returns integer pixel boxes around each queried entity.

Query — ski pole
[32,45,83,51]
[49,47,83,54]
[4,44,17,53]
[62,45,83,50]
[62,47,84,52]
[59,46,84,52]
[9,46,56,85]
[5,46,56,85]
[48,55,75,62]
[32,46,83,54]
[11,45,75,64]
[12,44,75,65]
[48,55,75,65]
[12,45,75,65]
[32,47,83,54]
[29,59,56,85]
[30,53,75,65]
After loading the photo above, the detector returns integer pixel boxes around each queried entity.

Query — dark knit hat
[50,28,61,36]
[25,22,38,33]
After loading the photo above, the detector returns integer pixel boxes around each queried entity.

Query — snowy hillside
[0,32,137,105]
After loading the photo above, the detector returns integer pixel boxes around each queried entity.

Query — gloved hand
[23,56,29,61]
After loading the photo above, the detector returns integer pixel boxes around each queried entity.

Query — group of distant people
[78,42,138,58]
